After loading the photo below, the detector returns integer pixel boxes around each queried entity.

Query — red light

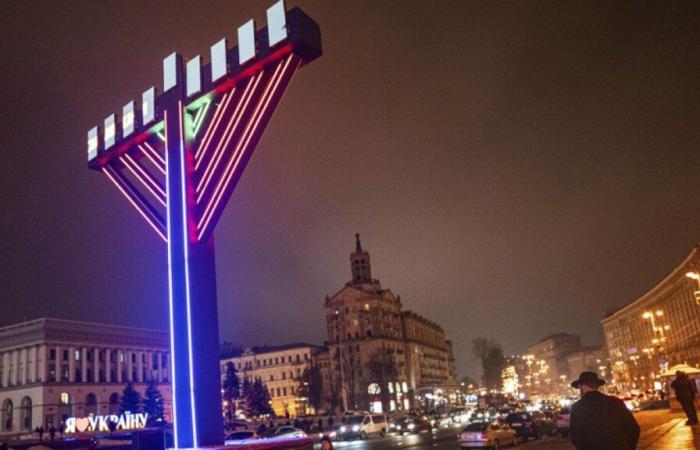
[120,154,166,206]
[194,91,233,164]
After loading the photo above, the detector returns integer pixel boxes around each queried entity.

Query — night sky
[2,1,700,379]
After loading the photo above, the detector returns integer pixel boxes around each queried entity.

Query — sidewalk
[636,410,700,450]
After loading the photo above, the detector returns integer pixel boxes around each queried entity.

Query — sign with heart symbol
[75,417,91,432]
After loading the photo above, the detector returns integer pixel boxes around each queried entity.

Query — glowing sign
[104,114,116,149]
[64,412,149,434]
[237,20,256,65]
[267,0,288,47]
[210,39,228,82]
[122,101,135,137]
[142,87,156,126]
[87,127,99,161]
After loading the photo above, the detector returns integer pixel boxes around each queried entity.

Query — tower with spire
[350,233,373,285]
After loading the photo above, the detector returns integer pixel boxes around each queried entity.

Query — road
[315,426,573,450]
[313,410,684,450]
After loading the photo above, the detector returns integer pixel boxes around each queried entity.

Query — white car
[338,414,388,440]
[458,422,517,449]
[224,430,259,445]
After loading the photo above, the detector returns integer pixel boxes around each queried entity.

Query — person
[37,425,44,441]
[570,371,640,450]
[318,417,323,431]
[320,436,334,450]
[671,370,698,425]
[49,424,56,442]
[0,442,8,450]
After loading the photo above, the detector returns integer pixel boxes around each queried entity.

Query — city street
[314,411,692,450]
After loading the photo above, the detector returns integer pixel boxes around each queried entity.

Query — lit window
[75,350,81,361]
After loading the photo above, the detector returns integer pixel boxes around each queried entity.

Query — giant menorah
[86,2,321,447]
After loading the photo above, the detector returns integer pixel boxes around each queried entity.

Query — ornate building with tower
[318,235,457,413]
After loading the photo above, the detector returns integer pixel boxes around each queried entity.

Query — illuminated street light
[686,271,700,280]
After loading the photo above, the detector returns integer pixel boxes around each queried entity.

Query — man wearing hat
[570,371,640,450]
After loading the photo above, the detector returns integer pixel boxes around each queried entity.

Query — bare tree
[367,346,399,412]
[472,337,504,390]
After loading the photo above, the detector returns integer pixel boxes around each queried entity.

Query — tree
[242,377,273,417]
[222,362,240,421]
[298,366,323,413]
[472,337,505,390]
[142,379,166,426]
[119,382,141,414]
[366,347,399,413]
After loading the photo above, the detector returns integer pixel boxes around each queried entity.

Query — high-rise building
[320,235,457,413]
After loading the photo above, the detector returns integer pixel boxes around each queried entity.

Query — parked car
[458,422,517,449]
[224,430,259,445]
[556,407,571,437]
[395,415,432,435]
[504,411,555,441]
[338,414,387,440]
[259,426,307,439]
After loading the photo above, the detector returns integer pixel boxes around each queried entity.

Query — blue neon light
[178,102,199,447]
[164,111,180,449]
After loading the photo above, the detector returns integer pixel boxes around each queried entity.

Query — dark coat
[671,374,696,402]
[570,390,640,450]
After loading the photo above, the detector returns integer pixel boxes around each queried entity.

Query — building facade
[322,235,457,413]
[0,318,172,436]
[220,344,319,418]
[525,333,582,397]
[602,246,700,392]
[566,346,608,381]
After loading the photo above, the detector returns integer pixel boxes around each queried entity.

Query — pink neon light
[138,144,166,174]
[120,154,166,206]
[195,70,268,201]
[103,166,167,242]
[197,56,297,238]
[194,92,235,171]
[142,141,166,166]
[194,91,233,162]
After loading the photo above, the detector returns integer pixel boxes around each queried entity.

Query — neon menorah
[86,2,321,447]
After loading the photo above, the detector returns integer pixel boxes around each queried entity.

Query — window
[283,387,287,396]
[282,372,286,380]
[74,350,81,361]
[270,374,274,381]
[296,355,300,363]
[49,349,56,360]
[62,350,68,361]
[87,351,93,362]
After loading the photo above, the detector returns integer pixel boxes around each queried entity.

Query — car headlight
[396,425,402,430]
[340,426,346,432]
[352,425,360,432]
[407,423,416,430]
[318,433,323,438]
[330,431,337,437]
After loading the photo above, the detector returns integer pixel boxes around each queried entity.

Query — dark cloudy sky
[2,0,700,379]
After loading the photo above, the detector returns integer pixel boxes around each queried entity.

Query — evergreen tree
[240,377,252,416]
[119,382,141,414]
[222,362,240,421]
[142,379,166,426]
[244,378,274,417]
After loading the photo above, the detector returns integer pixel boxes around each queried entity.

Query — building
[321,234,457,413]
[602,245,700,392]
[566,346,608,381]
[0,318,172,436]
[525,333,582,397]
[220,343,320,418]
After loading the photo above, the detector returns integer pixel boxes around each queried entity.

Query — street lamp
[686,271,700,305]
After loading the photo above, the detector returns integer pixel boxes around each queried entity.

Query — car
[504,411,555,441]
[318,426,340,441]
[555,407,571,437]
[337,414,387,440]
[395,415,432,434]
[259,426,307,439]
[458,422,517,449]
[224,430,260,445]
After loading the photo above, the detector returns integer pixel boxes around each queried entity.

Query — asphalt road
[314,426,574,450]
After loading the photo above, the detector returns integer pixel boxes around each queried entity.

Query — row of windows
[47,349,167,368]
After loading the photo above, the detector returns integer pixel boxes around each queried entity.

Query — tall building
[602,245,700,392]
[321,235,457,413]
[525,333,582,396]
[0,318,172,435]
[220,343,320,417]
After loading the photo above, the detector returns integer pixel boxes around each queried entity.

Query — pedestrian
[318,417,323,431]
[671,370,698,425]
[38,425,44,441]
[320,436,334,450]
[328,416,334,429]
[570,371,640,450]
[49,424,56,442]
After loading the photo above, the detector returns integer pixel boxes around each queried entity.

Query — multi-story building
[602,245,700,392]
[525,333,582,396]
[0,318,172,435]
[220,343,319,417]
[322,235,457,413]
[566,346,608,381]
